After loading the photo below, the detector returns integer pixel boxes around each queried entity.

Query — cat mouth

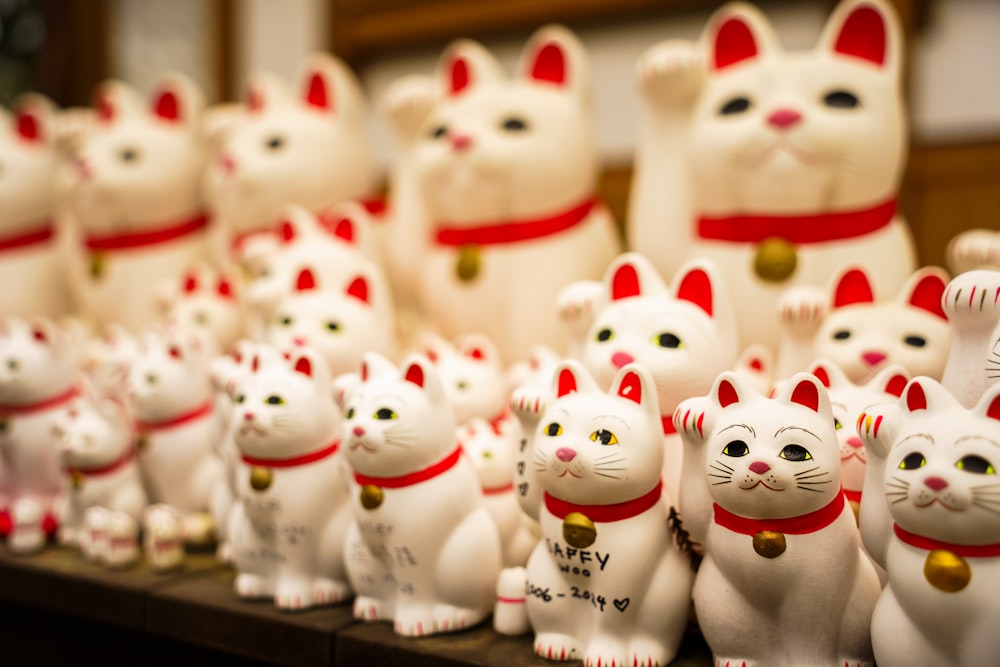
[349,438,377,453]
[743,480,783,492]
[841,451,865,462]
[558,470,582,479]
[755,140,817,166]
[238,422,268,437]
[914,497,962,512]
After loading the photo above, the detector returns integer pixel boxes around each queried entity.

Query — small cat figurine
[337,352,502,636]
[857,377,1000,667]
[675,371,880,667]
[939,269,1000,408]
[158,262,245,355]
[505,360,693,666]
[777,265,950,382]
[631,0,916,351]
[228,345,352,610]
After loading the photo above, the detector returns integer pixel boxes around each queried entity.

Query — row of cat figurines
[4,0,999,371]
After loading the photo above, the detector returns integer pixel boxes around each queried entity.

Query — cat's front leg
[673,396,714,545]
[947,229,1000,275]
[556,279,604,360]
[636,39,704,110]
[774,284,827,379]
[510,385,548,521]
[856,403,899,569]
[941,269,1000,406]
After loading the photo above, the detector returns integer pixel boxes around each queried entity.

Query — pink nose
[292,336,307,346]
[847,437,864,449]
[749,461,771,475]
[451,134,473,151]
[219,153,236,174]
[924,476,948,491]
[611,351,634,369]
[75,158,92,180]
[243,412,254,422]
[352,426,365,437]
[862,351,887,366]
[556,447,577,462]
[767,108,802,129]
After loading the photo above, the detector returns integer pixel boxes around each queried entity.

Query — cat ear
[977,383,1000,422]
[901,267,948,320]
[610,363,656,414]
[182,271,199,294]
[400,354,448,405]
[832,267,875,308]
[674,262,715,317]
[150,73,204,125]
[869,364,909,397]
[344,276,369,304]
[712,371,746,409]
[293,355,313,378]
[550,360,598,399]
[30,319,54,345]
[807,358,850,389]
[439,39,504,97]
[904,379,927,412]
[788,377,821,413]
[820,0,900,71]
[217,277,235,299]
[704,3,779,71]
[555,367,577,398]
[456,333,500,366]
[300,53,367,122]
[519,25,589,99]
[12,94,54,144]
[809,362,832,388]
[294,267,317,292]
[92,80,143,124]
[606,252,667,301]
[244,71,292,114]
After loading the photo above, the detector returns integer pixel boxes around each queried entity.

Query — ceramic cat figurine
[412,24,621,364]
[338,352,502,636]
[68,74,215,332]
[205,53,379,261]
[675,371,880,667]
[227,345,352,610]
[0,94,71,319]
[777,265,950,382]
[940,269,1000,408]
[158,262,245,355]
[631,0,915,351]
[857,377,1000,667]
[504,360,692,666]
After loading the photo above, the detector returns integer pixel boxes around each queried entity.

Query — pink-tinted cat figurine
[68,74,215,332]
[631,0,916,351]
[338,352,502,636]
[412,24,621,364]
[675,371,880,667]
[776,265,950,382]
[858,377,1000,667]
[504,360,693,666]
[228,345,352,610]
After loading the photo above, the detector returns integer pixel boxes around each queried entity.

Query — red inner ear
[168,345,183,360]
[360,361,368,381]
[617,371,642,405]
[884,373,908,398]
[717,379,739,408]
[676,268,714,317]
[97,95,115,123]
[790,380,820,412]
[345,277,369,304]
[279,220,296,243]
[305,72,332,110]
[404,363,425,388]
[908,275,947,320]
[833,5,887,67]
[466,348,485,361]
[295,268,317,292]
[153,89,180,122]
[810,366,831,388]
[611,264,641,300]
[318,212,354,243]
[714,16,759,70]
[32,327,48,344]
[217,279,234,299]
[906,382,927,412]
[251,355,259,372]
[557,368,577,398]
[529,42,567,85]
[449,55,470,95]
[16,110,40,142]
[834,268,875,308]
[294,356,313,377]
[987,395,1000,422]
[247,85,265,112]
[183,273,198,293]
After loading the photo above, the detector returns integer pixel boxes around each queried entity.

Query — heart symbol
[613,598,630,613]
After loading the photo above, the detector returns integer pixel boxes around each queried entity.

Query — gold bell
[360,484,384,510]
[924,549,972,592]
[752,530,787,558]
[70,471,84,490]
[89,253,106,280]
[249,466,274,492]
[753,237,797,283]
[455,246,481,282]
[136,434,148,450]
[562,512,597,549]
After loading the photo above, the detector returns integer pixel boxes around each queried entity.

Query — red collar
[241,439,340,469]
[713,490,845,535]
[84,212,210,252]
[0,220,55,253]
[697,198,896,245]
[545,481,662,523]
[435,197,597,247]
[354,446,463,489]
[135,399,214,433]
[65,448,136,478]
[661,416,676,435]
[843,488,863,503]
[0,384,81,416]
[893,523,1000,558]
[483,482,514,496]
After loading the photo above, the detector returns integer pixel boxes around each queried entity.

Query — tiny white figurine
[158,262,245,354]
[228,345,352,610]
[858,377,1000,667]
[675,371,880,667]
[940,269,1000,408]
[631,0,916,351]
[338,352,502,636]
[505,360,693,666]
[777,265,950,382]
[411,24,621,364]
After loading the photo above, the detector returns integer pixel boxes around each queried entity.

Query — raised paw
[777,285,827,336]
[948,229,1000,274]
[672,401,706,440]
[556,279,603,336]
[637,39,704,107]
[381,74,439,140]
[942,269,1000,329]
[511,386,547,420]
[534,633,580,662]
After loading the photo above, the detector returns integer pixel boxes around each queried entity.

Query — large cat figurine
[777,265,950,381]
[675,371,880,666]
[337,352,502,636]
[939,269,1000,408]
[504,360,692,666]
[631,0,915,351]
[228,345,352,610]
[857,377,1000,667]
[411,24,621,364]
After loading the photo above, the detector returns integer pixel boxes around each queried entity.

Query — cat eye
[834,418,842,430]
[6,359,18,371]
[589,429,618,446]
[235,394,245,404]
[652,332,682,349]
[277,315,293,326]
[345,407,355,419]
[455,380,469,391]
[119,147,140,162]
[899,452,927,470]
[265,395,284,405]
[374,407,398,420]
[501,116,528,132]
[956,455,995,475]
[832,330,851,341]
[325,321,341,332]
[823,90,860,109]
[265,135,285,151]
[722,440,749,457]
[719,96,751,115]
[903,335,926,348]
[430,125,448,139]
[595,328,614,342]
[544,422,563,437]
[194,311,209,325]
[779,444,812,461]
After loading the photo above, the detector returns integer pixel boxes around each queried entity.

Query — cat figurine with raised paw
[675,371,880,667]
[338,352,502,636]
[940,269,1000,408]
[158,262,245,355]
[857,377,1000,667]
[505,360,692,667]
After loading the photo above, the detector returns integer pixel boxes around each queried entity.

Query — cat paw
[556,279,603,337]
[947,229,1000,274]
[234,573,266,599]
[381,74,438,139]
[583,638,629,667]
[433,603,484,633]
[626,637,670,667]
[714,658,758,667]
[836,661,873,667]
[534,633,580,662]
[673,398,708,440]
[393,607,436,637]
[777,285,827,336]
[637,39,703,107]
[275,580,313,611]
[312,578,352,605]
[942,269,1000,329]
[352,595,385,622]
[511,386,547,421]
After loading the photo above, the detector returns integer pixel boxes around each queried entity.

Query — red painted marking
[612,262,641,300]
[529,42,566,85]
[676,267,713,316]
[833,5,887,67]
[714,17,757,70]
